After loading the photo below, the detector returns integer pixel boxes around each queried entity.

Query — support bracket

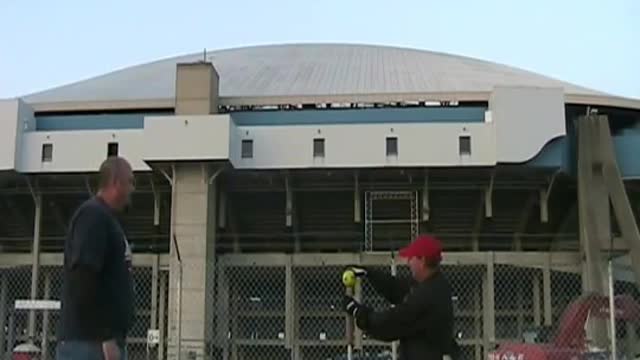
[354,171,361,223]
[484,171,495,218]
[159,165,174,187]
[84,175,93,196]
[422,171,430,221]
[150,177,160,226]
[285,174,293,227]
[207,166,225,185]
[25,176,38,204]
[540,169,561,223]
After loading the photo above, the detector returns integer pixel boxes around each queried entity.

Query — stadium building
[1,44,639,360]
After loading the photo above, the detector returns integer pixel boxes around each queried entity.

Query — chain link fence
[0,262,161,360]
[1,253,639,360]
[490,255,640,360]
[611,255,640,360]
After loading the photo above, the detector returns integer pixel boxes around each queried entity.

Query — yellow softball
[342,269,356,288]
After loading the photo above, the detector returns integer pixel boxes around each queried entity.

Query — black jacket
[356,269,458,360]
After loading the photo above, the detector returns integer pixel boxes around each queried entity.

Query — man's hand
[343,295,361,317]
[343,295,371,329]
[102,339,121,360]
[345,265,367,278]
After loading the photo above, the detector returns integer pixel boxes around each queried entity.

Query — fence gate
[364,191,419,251]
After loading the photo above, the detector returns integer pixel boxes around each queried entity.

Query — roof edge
[24,92,640,113]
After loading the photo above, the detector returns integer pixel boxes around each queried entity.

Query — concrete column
[577,115,610,347]
[175,62,219,116]
[167,163,218,359]
[166,59,221,359]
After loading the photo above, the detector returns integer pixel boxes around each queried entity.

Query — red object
[488,293,640,360]
[398,234,443,262]
[12,343,40,360]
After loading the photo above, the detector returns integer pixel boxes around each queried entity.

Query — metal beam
[27,187,42,340]
[484,171,495,219]
[543,258,552,326]
[150,178,161,226]
[540,170,560,223]
[482,252,496,355]
[0,253,169,268]
[285,175,293,227]
[514,192,538,250]
[0,275,7,357]
[472,192,486,251]
[218,188,227,229]
[217,251,581,269]
[40,272,52,360]
[422,173,430,221]
[354,172,361,223]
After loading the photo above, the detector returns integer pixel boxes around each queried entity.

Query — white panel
[143,115,231,162]
[229,122,496,168]
[490,86,565,163]
[0,99,34,171]
[18,130,150,172]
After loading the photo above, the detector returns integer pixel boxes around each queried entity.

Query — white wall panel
[143,115,231,162]
[18,130,149,172]
[230,122,496,169]
[490,86,565,163]
[0,99,34,171]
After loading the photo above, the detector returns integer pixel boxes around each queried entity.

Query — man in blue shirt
[57,157,135,360]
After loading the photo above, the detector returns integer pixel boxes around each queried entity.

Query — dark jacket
[59,197,134,341]
[356,269,458,360]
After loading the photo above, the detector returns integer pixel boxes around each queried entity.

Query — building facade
[1,44,639,360]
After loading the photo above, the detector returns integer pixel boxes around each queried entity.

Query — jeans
[56,339,127,360]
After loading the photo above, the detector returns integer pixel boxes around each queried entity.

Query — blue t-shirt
[59,196,134,341]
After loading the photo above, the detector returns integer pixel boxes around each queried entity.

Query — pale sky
[1,0,638,99]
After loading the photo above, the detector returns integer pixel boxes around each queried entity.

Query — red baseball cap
[398,234,443,262]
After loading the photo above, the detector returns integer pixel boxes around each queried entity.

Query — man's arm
[366,268,412,305]
[354,284,431,341]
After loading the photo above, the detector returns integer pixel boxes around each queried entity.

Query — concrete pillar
[577,115,609,347]
[167,163,218,359]
[175,62,219,116]
[167,60,220,359]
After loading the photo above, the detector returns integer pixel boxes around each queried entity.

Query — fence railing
[1,251,638,360]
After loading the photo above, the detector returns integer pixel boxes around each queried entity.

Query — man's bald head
[97,157,135,210]
[99,157,132,189]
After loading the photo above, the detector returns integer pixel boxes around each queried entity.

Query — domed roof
[23,43,639,111]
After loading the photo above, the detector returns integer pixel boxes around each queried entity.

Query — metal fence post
[28,193,42,340]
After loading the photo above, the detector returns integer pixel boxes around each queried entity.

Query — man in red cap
[343,234,459,360]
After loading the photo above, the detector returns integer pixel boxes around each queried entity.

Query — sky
[0,0,638,99]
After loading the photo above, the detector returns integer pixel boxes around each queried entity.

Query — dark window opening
[459,136,471,155]
[386,137,398,156]
[41,143,53,162]
[313,138,325,158]
[107,142,119,157]
[241,139,253,159]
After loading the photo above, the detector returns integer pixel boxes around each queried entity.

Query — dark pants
[56,339,127,360]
